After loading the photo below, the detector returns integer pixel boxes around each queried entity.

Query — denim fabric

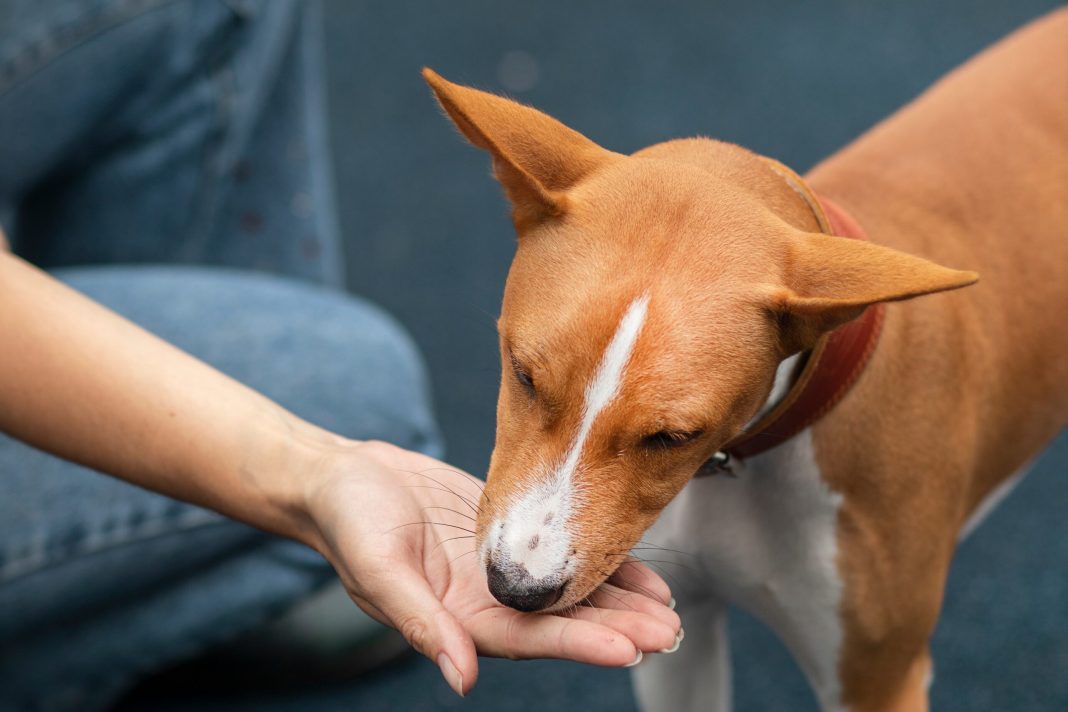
[0,1,442,709]
[0,269,442,711]
[0,0,344,285]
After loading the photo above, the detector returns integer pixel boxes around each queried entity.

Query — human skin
[0,243,680,696]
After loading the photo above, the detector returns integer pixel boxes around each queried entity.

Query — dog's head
[424,69,977,612]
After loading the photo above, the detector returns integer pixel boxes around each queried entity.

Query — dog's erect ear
[423,68,618,228]
[771,233,979,350]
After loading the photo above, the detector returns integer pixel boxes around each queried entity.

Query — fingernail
[624,650,644,668]
[668,597,676,610]
[659,627,685,654]
[437,653,464,697]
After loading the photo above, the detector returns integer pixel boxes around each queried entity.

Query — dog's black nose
[486,560,565,612]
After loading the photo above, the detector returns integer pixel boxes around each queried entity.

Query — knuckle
[397,615,431,654]
[503,616,523,660]
[359,439,393,460]
[555,618,576,654]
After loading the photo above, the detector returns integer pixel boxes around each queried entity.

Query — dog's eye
[515,368,535,391]
[510,354,536,395]
[641,430,703,449]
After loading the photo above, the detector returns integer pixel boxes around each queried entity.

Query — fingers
[568,604,680,653]
[584,583,680,631]
[607,559,672,605]
[364,568,478,697]
[467,607,645,667]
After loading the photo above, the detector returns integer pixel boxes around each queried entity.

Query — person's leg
[0,0,343,286]
[0,267,442,711]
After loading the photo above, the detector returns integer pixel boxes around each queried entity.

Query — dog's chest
[644,430,845,704]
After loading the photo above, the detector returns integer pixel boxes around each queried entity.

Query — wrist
[242,407,350,551]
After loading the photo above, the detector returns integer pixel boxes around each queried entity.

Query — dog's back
[808,8,1068,514]
[424,13,1068,708]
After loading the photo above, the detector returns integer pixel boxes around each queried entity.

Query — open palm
[304,440,682,696]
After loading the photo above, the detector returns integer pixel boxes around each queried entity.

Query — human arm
[0,249,680,694]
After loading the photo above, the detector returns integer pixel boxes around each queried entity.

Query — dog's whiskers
[399,470,485,517]
[448,548,480,566]
[592,572,639,613]
[432,534,476,553]
[421,505,476,522]
[388,521,476,534]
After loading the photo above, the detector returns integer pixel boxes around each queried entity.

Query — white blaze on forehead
[560,293,650,481]
[487,294,651,581]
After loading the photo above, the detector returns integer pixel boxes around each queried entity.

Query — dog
[423,8,1068,711]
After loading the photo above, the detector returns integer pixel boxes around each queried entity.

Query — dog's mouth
[485,556,570,612]
[477,521,579,612]
[484,556,625,613]
[478,512,643,613]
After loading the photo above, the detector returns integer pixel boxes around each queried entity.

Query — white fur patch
[640,430,846,710]
[560,293,650,481]
[486,295,650,581]
[749,352,803,426]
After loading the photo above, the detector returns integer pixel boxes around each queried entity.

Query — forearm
[0,252,333,546]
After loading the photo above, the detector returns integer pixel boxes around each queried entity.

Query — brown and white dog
[424,8,1068,711]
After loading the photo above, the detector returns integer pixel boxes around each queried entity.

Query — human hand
[301,440,681,696]
[0,253,679,696]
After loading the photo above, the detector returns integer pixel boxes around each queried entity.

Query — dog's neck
[750,352,806,426]
[709,166,886,466]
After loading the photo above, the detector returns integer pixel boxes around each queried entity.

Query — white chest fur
[643,429,846,710]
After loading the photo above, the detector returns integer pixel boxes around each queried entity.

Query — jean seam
[180,1,303,263]
[177,44,239,261]
[0,0,178,98]
[0,510,239,585]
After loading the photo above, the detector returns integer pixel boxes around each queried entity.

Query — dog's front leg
[631,594,731,712]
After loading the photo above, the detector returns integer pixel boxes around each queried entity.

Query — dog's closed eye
[641,429,704,450]
[510,352,536,395]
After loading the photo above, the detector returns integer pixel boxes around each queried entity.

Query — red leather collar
[713,177,885,464]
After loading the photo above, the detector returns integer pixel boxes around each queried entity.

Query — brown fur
[805,10,1068,710]
[423,8,1068,710]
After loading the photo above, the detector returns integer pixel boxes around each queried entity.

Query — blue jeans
[0,1,442,710]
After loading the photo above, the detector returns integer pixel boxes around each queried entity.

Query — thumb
[373,569,479,697]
